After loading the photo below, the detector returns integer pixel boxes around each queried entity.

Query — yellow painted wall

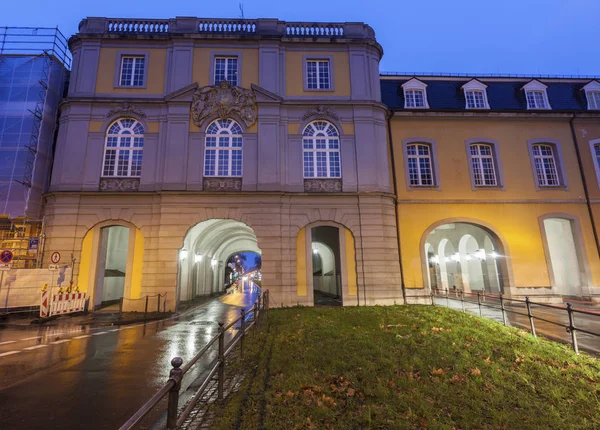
[573,118,600,200]
[89,120,160,133]
[398,203,600,290]
[390,117,584,200]
[296,228,307,296]
[345,229,357,296]
[95,48,166,94]
[77,229,93,293]
[285,51,351,97]
[191,47,259,88]
[129,228,144,299]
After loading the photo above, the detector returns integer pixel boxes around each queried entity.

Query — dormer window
[462,79,490,109]
[583,80,600,110]
[522,80,551,110]
[402,78,429,109]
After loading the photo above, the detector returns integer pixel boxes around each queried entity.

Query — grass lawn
[211,305,600,429]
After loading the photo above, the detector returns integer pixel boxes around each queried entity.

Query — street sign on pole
[0,250,14,264]
[50,252,61,264]
[49,264,60,270]
[0,264,11,271]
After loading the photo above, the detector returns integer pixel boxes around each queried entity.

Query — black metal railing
[431,288,600,355]
[119,289,269,429]
[119,292,168,318]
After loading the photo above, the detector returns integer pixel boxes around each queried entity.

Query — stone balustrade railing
[78,17,375,39]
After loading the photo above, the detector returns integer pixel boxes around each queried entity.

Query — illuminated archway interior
[425,222,503,293]
[178,219,261,302]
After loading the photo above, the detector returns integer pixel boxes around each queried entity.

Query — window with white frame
[119,56,145,87]
[306,60,331,90]
[302,121,340,178]
[204,119,243,177]
[103,119,144,177]
[466,90,486,109]
[522,80,551,109]
[526,90,549,109]
[406,143,434,186]
[214,57,238,86]
[588,91,600,110]
[462,79,490,109]
[531,144,560,186]
[591,141,600,184]
[470,144,497,186]
[402,78,429,109]
[405,89,426,108]
[583,81,600,110]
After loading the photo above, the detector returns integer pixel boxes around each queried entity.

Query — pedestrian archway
[423,221,507,294]
[178,219,261,304]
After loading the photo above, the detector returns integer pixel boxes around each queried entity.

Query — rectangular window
[470,144,497,186]
[406,144,434,186]
[532,144,560,186]
[588,91,600,110]
[214,57,238,86]
[306,60,331,90]
[466,90,486,109]
[526,90,547,109]
[120,56,145,87]
[405,90,425,108]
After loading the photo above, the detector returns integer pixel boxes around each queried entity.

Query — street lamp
[194,253,203,263]
[179,248,188,260]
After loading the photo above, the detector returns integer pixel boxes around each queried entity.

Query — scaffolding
[0,27,70,268]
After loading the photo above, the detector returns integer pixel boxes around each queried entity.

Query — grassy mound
[212,305,600,429]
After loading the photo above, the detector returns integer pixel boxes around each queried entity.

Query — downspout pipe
[386,109,408,304]
[569,114,600,259]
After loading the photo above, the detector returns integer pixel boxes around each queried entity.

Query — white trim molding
[583,80,600,110]
[522,80,552,110]
[461,79,490,109]
[589,138,600,188]
[401,78,429,109]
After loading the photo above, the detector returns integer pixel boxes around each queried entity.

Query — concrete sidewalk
[434,296,600,355]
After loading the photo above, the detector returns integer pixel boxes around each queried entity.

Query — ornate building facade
[39,17,600,312]
[44,17,401,311]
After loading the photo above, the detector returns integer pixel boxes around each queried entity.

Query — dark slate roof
[381,77,593,112]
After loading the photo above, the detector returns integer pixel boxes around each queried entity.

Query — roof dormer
[401,78,429,109]
[583,80,600,110]
[461,79,490,109]
[522,80,551,110]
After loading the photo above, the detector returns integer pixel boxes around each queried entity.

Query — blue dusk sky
[2,0,599,76]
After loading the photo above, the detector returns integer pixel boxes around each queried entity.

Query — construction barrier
[40,291,87,317]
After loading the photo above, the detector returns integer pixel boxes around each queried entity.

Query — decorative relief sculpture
[192,81,257,127]
[304,179,343,192]
[99,178,140,192]
[203,177,243,192]
[106,102,146,118]
[301,105,340,122]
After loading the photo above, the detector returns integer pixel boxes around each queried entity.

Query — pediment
[251,84,283,103]
[164,83,199,102]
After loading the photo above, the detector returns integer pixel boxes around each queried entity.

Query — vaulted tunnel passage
[178,219,262,304]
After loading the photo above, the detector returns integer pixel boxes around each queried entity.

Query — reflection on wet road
[0,288,259,430]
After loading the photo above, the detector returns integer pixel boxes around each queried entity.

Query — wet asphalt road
[0,289,259,430]
[434,296,600,354]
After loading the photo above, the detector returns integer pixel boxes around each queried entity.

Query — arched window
[102,119,144,177]
[204,119,243,177]
[302,121,341,178]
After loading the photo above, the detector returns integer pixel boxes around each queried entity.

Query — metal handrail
[119,289,269,430]
[431,288,599,355]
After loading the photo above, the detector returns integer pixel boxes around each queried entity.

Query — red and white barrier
[40,291,87,317]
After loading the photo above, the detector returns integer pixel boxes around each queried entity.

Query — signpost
[0,250,12,301]
[49,264,60,270]
[50,252,61,264]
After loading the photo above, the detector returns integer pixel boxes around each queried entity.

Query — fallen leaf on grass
[347,388,355,397]
[470,368,482,377]
[431,368,445,375]
[286,390,295,397]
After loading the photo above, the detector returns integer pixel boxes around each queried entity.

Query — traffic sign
[50,252,61,264]
[49,264,60,270]
[0,263,11,271]
[0,250,13,264]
